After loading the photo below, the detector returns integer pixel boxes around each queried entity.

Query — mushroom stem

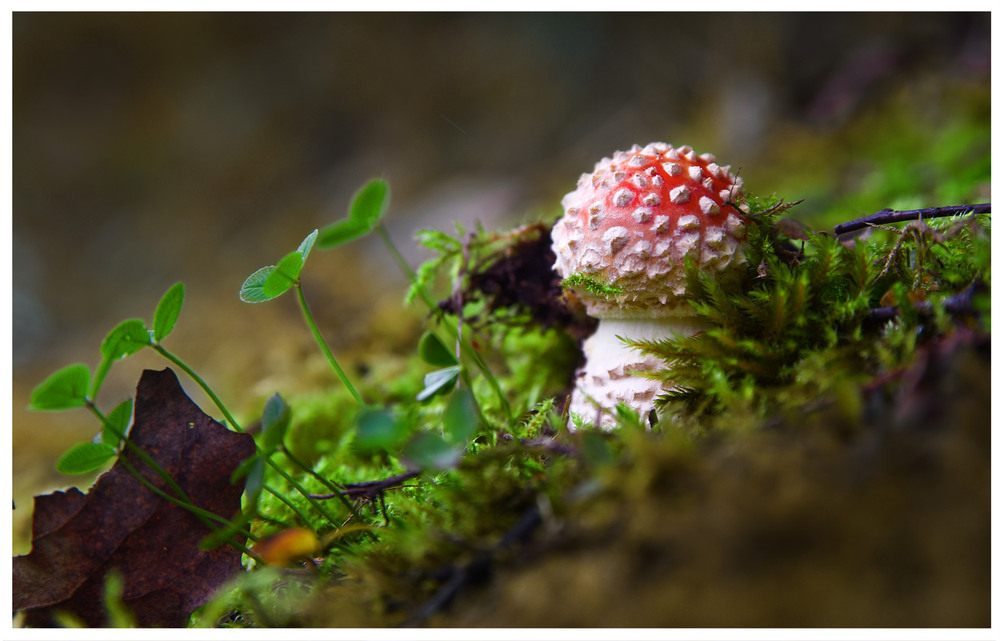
[570,316,711,428]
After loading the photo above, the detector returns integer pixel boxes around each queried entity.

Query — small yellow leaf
[252,528,321,567]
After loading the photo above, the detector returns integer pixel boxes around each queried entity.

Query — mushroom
[551,142,750,428]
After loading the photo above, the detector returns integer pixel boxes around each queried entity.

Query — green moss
[560,273,624,300]
[611,185,989,424]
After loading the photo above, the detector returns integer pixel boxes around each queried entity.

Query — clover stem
[280,445,336,491]
[376,222,421,295]
[153,345,244,432]
[263,484,316,529]
[294,283,366,407]
[281,445,371,524]
[279,446,379,541]
[261,450,343,526]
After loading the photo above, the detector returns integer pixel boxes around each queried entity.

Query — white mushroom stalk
[551,142,750,428]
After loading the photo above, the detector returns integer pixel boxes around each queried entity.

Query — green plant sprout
[28,281,352,554]
[28,285,261,560]
[240,228,365,407]
[237,178,501,472]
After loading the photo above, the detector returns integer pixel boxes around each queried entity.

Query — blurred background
[11,12,990,547]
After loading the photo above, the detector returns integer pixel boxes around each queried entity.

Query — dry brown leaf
[14,368,256,627]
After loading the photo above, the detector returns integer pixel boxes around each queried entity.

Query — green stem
[281,446,339,492]
[457,316,510,420]
[263,485,315,530]
[376,223,423,295]
[255,514,295,530]
[280,445,375,541]
[153,345,244,432]
[294,283,366,407]
[263,450,343,526]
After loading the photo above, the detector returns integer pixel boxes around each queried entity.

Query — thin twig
[310,469,421,529]
[834,203,990,235]
[309,470,421,501]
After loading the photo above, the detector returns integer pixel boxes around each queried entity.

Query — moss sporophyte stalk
[22,159,990,627]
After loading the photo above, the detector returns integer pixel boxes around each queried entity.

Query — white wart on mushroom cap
[552,142,748,318]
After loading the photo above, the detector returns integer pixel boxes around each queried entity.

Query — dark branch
[309,469,420,501]
[834,203,990,235]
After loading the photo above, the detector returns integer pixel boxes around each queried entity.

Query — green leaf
[417,331,458,366]
[262,251,303,299]
[242,454,266,517]
[416,365,461,402]
[100,319,151,361]
[56,441,116,474]
[29,363,91,411]
[349,178,389,225]
[239,265,277,303]
[152,282,185,343]
[296,229,319,262]
[102,399,133,448]
[316,219,370,250]
[240,230,318,303]
[89,318,150,399]
[354,408,409,454]
[443,387,479,444]
[260,393,291,454]
[317,178,389,249]
[613,402,643,430]
[402,431,461,471]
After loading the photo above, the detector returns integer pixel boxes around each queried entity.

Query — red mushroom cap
[552,142,750,318]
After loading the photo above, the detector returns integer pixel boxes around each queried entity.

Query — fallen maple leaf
[14,368,256,627]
